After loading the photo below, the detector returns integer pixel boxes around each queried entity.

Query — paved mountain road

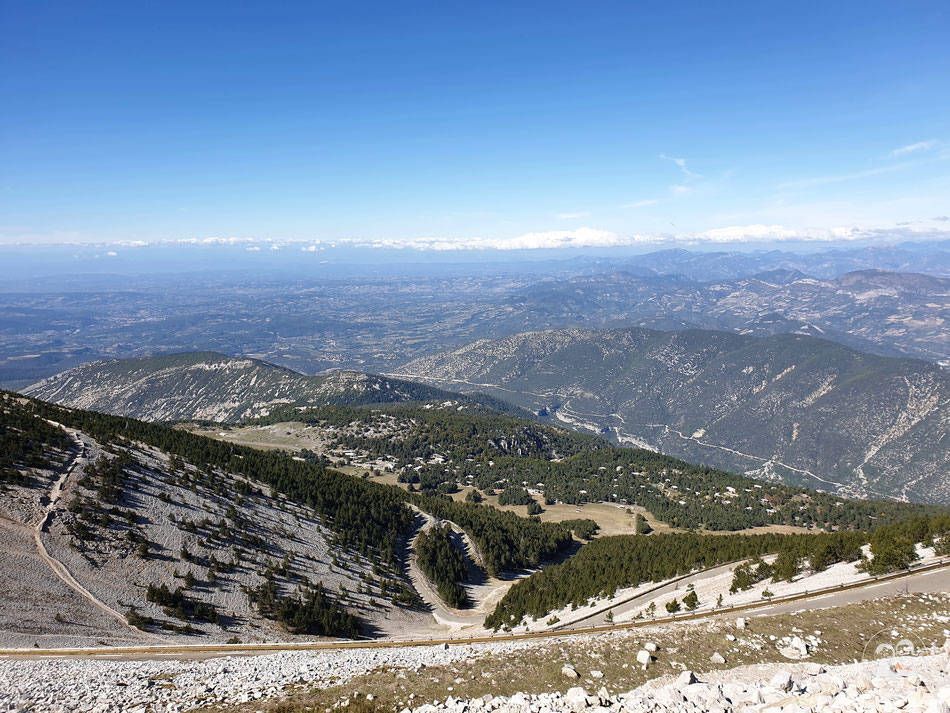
[3,559,945,662]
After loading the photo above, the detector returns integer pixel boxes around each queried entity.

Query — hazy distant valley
[4,243,950,392]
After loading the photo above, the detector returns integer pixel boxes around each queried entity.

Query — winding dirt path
[35,424,161,641]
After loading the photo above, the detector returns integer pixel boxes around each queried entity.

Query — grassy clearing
[206,593,950,713]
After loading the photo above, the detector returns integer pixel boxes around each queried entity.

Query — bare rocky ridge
[395,327,950,503]
[23,352,469,423]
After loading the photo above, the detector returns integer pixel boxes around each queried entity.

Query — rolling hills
[394,327,950,503]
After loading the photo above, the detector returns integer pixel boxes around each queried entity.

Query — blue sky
[1,1,948,250]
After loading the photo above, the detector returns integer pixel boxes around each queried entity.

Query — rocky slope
[394,327,950,503]
[0,394,426,647]
[22,351,489,422]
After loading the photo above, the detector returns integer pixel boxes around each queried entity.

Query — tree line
[486,513,950,629]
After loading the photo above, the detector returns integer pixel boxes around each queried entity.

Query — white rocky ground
[0,640,538,712]
[2,632,949,713]
[422,650,950,713]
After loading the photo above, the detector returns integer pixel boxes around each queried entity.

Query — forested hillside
[486,515,950,629]
[244,402,944,533]
[395,327,950,503]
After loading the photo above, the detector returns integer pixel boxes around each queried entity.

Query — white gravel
[0,639,539,712]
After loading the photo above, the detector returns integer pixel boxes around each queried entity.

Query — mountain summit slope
[394,327,950,503]
[23,351,490,422]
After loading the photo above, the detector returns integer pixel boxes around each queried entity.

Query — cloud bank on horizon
[5,222,950,254]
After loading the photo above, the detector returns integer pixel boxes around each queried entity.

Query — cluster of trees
[729,558,775,593]
[634,513,652,535]
[415,524,468,608]
[557,518,598,540]
[408,492,574,576]
[81,452,134,504]
[145,583,220,624]
[246,578,360,638]
[0,397,71,484]
[497,486,534,506]
[862,515,950,574]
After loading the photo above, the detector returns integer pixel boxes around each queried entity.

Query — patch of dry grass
[207,593,950,713]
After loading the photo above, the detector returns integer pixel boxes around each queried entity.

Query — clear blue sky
[1,1,948,250]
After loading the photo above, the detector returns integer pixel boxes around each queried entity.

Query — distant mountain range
[604,241,950,281]
[22,351,514,422]
[394,327,950,504]
[507,269,950,364]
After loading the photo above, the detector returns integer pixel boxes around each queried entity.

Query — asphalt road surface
[2,561,946,662]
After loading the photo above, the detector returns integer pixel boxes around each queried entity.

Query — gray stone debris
[3,635,949,713]
[398,653,950,713]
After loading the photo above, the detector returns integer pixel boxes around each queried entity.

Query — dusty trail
[34,423,162,642]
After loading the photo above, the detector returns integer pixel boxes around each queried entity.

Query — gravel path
[33,425,154,640]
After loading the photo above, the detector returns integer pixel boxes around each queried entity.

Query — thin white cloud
[660,154,700,178]
[201,236,255,245]
[345,224,950,251]
[554,211,590,220]
[245,246,261,251]
[105,251,118,256]
[669,185,691,196]
[890,140,937,158]
[622,199,658,209]
[363,228,627,251]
